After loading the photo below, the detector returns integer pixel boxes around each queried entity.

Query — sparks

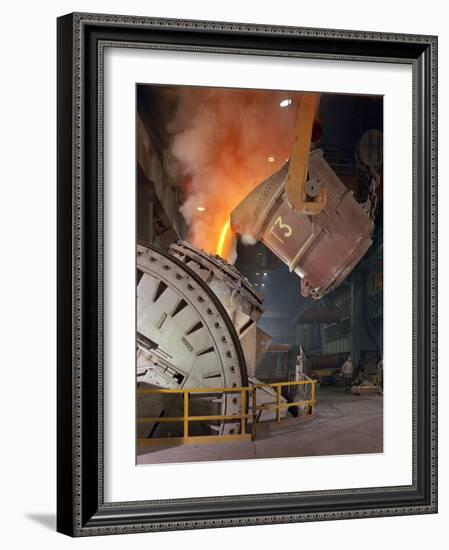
[216,220,231,257]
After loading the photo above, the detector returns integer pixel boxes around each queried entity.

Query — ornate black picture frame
[57,12,438,536]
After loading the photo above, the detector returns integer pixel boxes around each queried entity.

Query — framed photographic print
[57,12,438,536]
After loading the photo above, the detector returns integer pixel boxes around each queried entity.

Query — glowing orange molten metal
[216,220,231,258]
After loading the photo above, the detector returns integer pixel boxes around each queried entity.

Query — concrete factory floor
[137,387,383,465]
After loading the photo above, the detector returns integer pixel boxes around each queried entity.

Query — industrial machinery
[169,241,271,378]
[137,243,286,443]
[230,148,374,299]
[170,244,291,425]
[231,94,375,299]
[137,244,247,439]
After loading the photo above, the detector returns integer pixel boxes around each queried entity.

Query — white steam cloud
[166,87,302,259]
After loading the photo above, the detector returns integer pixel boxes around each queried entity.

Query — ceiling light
[197,206,206,212]
[268,156,275,163]
[280,98,292,108]
[263,272,267,276]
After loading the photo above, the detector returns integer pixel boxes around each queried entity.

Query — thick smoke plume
[166,87,302,260]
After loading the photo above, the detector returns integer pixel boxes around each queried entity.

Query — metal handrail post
[311,381,316,414]
[240,390,246,434]
[251,387,257,441]
[183,391,189,439]
[276,386,281,423]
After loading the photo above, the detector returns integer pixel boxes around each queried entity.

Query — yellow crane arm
[285,93,327,216]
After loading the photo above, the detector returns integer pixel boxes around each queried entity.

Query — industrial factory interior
[135,85,383,465]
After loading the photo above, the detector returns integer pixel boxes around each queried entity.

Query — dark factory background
[136,84,383,389]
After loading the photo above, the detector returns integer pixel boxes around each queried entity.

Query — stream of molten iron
[216,219,231,258]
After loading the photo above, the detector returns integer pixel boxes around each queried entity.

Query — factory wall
[237,247,307,346]
[322,331,352,355]
[295,323,323,353]
[295,261,383,367]
[136,114,186,247]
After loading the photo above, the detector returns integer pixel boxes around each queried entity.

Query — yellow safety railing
[253,380,316,423]
[137,386,252,447]
[137,379,316,447]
